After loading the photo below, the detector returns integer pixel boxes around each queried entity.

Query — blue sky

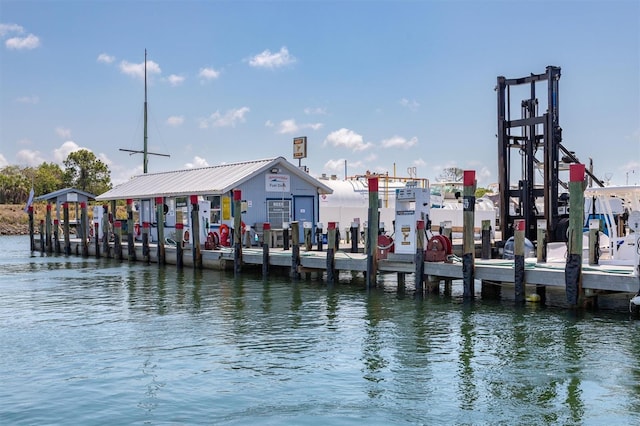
[1,0,638,188]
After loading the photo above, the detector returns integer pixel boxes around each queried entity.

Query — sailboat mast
[143,49,148,174]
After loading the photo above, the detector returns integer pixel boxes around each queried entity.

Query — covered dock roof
[35,187,96,203]
[96,157,333,201]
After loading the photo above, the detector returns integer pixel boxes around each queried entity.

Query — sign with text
[266,174,290,192]
[293,136,307,159]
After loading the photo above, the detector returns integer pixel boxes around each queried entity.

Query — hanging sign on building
[266,174,290,192]
[293,136,307,159]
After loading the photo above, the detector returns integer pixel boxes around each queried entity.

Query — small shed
[96,157,333,245]
[35,187,96,224]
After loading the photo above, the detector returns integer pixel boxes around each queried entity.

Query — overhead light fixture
[270,167,280,173]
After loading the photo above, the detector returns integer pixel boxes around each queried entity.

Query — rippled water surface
[1,235,639,425]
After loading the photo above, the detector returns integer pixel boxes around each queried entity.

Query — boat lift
[496,66,604,243]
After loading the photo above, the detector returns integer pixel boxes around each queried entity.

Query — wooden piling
[565,163,585,307]
[53,219,60,254]
[142,222,150,264]
[481,219,491,260]
[102,204,110,258]
[462,171,476,300]
[126,199,136,261]
[415,219,425,293]
[39,220,44,252]
[176,223,184,269]
[262,223,270,277]
[114,220,123,260]
[94,222,100,259]
[514,219,526,305]
[350,222,359,253]
[156,197,165,265]
[304,225,312,251]
[190,195,202,269]
[283,223,290,251]
[80,202,88,258]
[316,223,323,251]
[536,220,547,263]
[62,203,70,255]
[28,206,35,252]
[366,176,379,289]
[233,190,242,274]
[45,204,52,253]
[291,221,301,280]
[588,218,600,266]
[324,222,336,283]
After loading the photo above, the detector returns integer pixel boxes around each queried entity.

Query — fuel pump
[394,182,430,254]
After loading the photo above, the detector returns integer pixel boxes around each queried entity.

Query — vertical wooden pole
[588,218,600,266]
[304,225,312,251]
[175,223,184,269]
[53,219,60,254]
[535,219,547,304]
[316,223,323,251]
[94,222,100,258]
[62,203,70,255]
[514,219,526,304]
[233,190,242,274]
[45,204,52,253]
[142,221,150,264]
[415,219,425,293]
[102,204,110,258]
[39,220,44,252]
[126,199,136,261]
[283,222,290,250]
[366,176,379,289]
[481,219,491,260]
[80,201,89,258]
[291,221,301,279]
[350,222,359,253]
[28,206,35,252]
[156,197,165,265]
[326,222,336,283]
[114,220,123,260]
[190,195,202,269]
[262,223,270,277]
[462,170,476,300]
[565,163,585,307]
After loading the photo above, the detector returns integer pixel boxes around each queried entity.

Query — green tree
[437,167,464,182]
[475,187,490,198]
[63,149,112,195]
[0,166,30,203]
[35,162,65,195]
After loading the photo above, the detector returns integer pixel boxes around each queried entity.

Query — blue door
[293,196,314,242]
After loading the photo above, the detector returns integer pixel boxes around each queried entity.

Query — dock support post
[45,204,52,253]
[537,220,547,263]
[114,221,123,260]
[415,219,425,293]
[28,206,35,252]
[53,219,60,254]
[191,195,202,269]
[326,222,336,283]
[39,220,44,252]
[350,222,359,253]
[588,218,600,266]
[481,220,491,259]
[283,223,290,251]
[366,176,379,289]
[156,197,165,265]
[80,202,88,258]
[304,223,312,251]
[176,223,184,269]
[462,171,476,300]
[126,199,136,262]
[262,223,270,277]
[142,222,150,264]
[316,223,323,251]
[94,222,101,259]
[62,203,70,255]
[565,164,585,307]
[102,204,110,258]
[291,221,301,280]
[514,219,526,305]
[233,190,242,274]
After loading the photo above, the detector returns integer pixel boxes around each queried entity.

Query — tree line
[0,149,112,204]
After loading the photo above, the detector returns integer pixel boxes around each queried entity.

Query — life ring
[209,231,220,246]
[219,224,230,247]
[183,229,190,242]
[134,223,141,236]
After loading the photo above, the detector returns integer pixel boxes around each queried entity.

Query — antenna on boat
[119,49,170,174]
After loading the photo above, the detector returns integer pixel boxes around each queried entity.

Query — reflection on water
[0,235,639,425]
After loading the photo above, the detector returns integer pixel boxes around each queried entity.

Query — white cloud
[56,127,71,139]
[199,107,250,128]
[185,156,210,168]
[399,98,420,111]
[97,53,115,64]
[304,107,327,115]
[119,59,161,79]
[0,153,7,167]
[16,95,39,104]
[249,47,296,69]
[380,135,418,149]
[16,149,46,166]
[53,141,85,163]
[167,74,185,86]
[278,119,323,134]
[324,128,373,152]
[323,159,347,172]
[412,158,426,167]
[0,23,23,37]
[166,116,184,127]
[6,33,40,50]
[265,120,275,128]
[199,67,220,81]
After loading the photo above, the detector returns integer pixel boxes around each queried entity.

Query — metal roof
[96,157,333,201]
[35,187,96,202]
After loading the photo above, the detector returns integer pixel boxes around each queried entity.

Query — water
[1,235,639,425]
